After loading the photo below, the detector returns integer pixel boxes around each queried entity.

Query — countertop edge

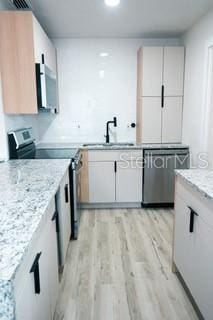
[175,170,213,201]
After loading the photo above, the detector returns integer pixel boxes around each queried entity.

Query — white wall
[181,10,213,166]
[38,38,180,143]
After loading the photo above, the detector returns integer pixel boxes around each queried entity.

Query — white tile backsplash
[0,35,180,155]
[38,38,180,143]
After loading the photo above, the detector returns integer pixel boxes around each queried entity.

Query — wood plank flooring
[54,209,198,320]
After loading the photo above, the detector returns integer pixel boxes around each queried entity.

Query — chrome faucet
[105,117,117,143]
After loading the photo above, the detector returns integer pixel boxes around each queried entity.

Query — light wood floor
[54,209,198,320]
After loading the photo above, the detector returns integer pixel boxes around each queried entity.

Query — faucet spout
[105,117,117,144]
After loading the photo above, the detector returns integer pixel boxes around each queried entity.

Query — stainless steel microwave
[36,63,58,111]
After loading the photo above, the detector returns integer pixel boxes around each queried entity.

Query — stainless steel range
[8,127,82,240]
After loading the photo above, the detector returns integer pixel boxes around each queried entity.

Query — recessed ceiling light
[100,53,109,57]
[105,0,120,7]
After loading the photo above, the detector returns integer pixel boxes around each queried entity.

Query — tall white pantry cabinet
[136,46,185,144]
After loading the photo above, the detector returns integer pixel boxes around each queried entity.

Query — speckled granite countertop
[176,169,213,201]
[36,142,189,150]
[0,159,70,320]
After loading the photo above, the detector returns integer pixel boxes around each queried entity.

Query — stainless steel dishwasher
[143,148,189,206]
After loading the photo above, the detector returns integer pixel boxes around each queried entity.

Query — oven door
[16,143,36,159]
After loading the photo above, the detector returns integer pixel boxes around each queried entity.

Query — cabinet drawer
[88,150,142,162]
[176,176,213,228]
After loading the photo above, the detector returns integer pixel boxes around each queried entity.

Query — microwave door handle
[40,65,47,108]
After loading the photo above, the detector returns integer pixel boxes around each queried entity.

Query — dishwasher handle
[144,149,189,157]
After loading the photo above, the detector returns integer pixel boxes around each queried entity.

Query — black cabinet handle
[65,184,69,203]
[188,207,198,233]
[52,211,59,233]
[30,252,42,294]
[114,161,117,173]
[161,85,164,108]
[41,53,45,64]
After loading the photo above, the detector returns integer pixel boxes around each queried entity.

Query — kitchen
[0,0,213,319]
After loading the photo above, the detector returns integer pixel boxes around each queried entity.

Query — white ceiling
[29,0,213,38]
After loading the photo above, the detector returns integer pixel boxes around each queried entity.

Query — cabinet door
[141,47,163,97]
[190,217,213,319]
[0,11,38,114]
[174,195,213,320]
[89,162,115,203]
[35,241,52,320]
[58,171,71,265]
[16,273,38,320]
[32,16,57,73]
[163,47,185,96]
[162,97,182,143]
[116,161,142,202]
[141,97,162,143]
[48,211,59,318]
[174,195,193,282]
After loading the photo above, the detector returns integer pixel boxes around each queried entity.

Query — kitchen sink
[83,143,134,147]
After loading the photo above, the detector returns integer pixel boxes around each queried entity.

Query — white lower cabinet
[15,270,38,320]
[58,170,71,266]
[15,199,59,320]
[88,151,143,204]
[174,178,213,320]
[48,209,59,318]
[116,161,142,202]
[89,161,115,203]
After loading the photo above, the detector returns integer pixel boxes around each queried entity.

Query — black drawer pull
[188,207,198,233]
[65,184,69,203]
[30,252,42,294]
[52,211,59,233]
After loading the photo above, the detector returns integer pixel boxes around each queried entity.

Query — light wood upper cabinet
[0,11,56,114]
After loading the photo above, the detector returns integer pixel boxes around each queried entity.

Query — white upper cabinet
[141,97,162,143]
[141,47,163,97]
[33,16,57,73]
[163,47,185,96]
[162,97,183,143]
[136,46,185,144]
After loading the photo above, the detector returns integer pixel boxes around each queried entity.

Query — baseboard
[174,263,204,320]
[81,202,142,209]
[142,202,174,208]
